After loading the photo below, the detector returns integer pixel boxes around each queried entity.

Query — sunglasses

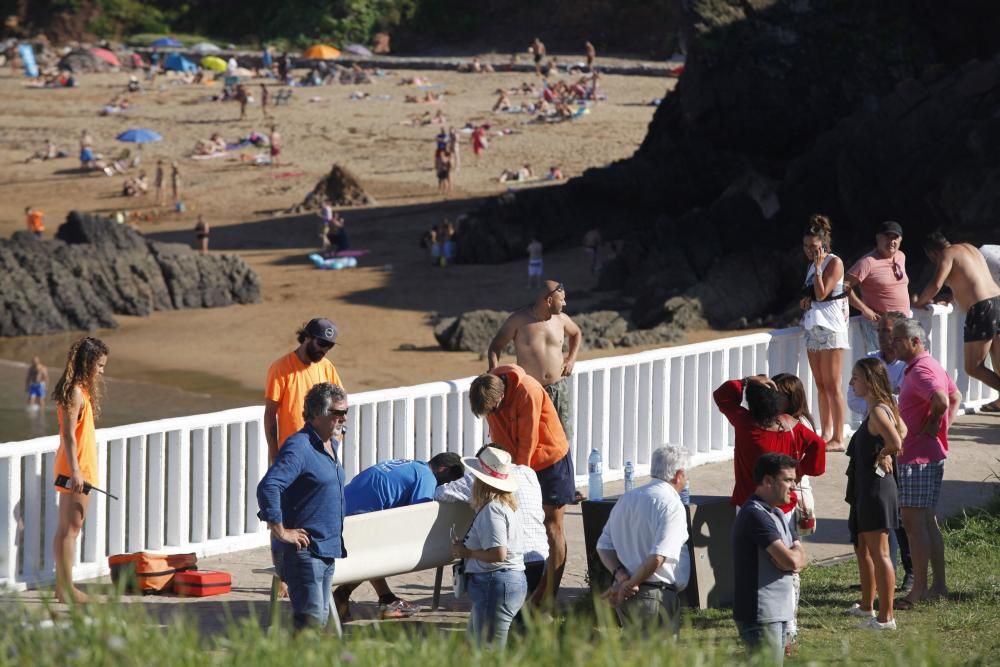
[327,408,348,418]
[892,261,904,281]
[546,282,565,297]
[313,338,335,350]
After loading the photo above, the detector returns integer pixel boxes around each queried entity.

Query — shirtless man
[488,280,582,443]
[25,356,48,410]
[914,232,1000,408]
[531,37,546,77]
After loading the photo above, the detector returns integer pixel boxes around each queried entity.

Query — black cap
[304,318,338,344]
[878,221,903,237]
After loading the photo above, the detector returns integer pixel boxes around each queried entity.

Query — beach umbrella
[116,128,162,144]
[90,47,121,67]
[151,37,182,47]
[344,44,372,57]
[191,42,222,54]
[201,56,226,72]
[304,44,341,60]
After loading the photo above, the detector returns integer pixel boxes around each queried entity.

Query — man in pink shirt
[893,318,961,608]
[846,221,912,353]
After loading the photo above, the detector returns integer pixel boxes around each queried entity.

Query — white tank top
[802,254,848,332]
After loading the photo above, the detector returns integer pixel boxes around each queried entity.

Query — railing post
[0,456,21,584]
[245,420,264,534]
[147,432,166,550]
[608,367,624,473]
[446,391,463,454]
[574,371,592,475]
[227,423,246,537]
[107,438,127,556]
[414,397,431,462]
[208,426,226,541]
[127,435,147,552]
[650,359,667,451]
[393,398,415,461]
[190,429,209,544]
[637,361,652,465]
[377,401,393,461]
[22,453,42,581]
[166,429,191,546]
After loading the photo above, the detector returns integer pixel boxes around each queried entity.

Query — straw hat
[462,447,518,493]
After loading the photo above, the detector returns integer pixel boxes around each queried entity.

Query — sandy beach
[0,57,702,438]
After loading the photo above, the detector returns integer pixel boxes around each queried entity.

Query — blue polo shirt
[732,495,797,624]
[344,459,437,515]
[256,423,346,558]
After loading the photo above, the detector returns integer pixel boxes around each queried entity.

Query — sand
[0,59,697,417]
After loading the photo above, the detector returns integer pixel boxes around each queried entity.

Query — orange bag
[108,552,198,594]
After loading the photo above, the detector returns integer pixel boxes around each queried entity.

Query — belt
[638,581,678,592]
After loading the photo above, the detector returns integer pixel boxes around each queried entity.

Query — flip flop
[894,598,917,610]
[825,444,847,453]
[979,402,1000,413]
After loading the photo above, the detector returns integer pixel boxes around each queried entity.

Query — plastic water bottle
[623,460,635,493]
[587,448,604,501]
[679,480,691,506]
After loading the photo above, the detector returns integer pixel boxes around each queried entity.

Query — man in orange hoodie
[470,363,573,607]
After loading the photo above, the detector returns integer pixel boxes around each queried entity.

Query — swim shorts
[803,325,850,351]
[544,377,573,443]
[535,451,576,507]
[898,461,945,508]
[28,383,45,399]
[528,259,543,277]
[963,295,1000,342]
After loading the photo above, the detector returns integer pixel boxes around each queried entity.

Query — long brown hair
[772,373,816,431]
[52,337,109,418]
[853,358,903,438]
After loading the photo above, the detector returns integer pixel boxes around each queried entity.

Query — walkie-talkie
[54,475,119,500]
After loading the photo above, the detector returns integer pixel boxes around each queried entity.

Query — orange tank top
[55,387,98,490]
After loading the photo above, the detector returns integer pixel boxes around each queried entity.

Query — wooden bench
[256,500,475,635]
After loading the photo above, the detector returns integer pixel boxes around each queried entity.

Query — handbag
[795,476,818,537]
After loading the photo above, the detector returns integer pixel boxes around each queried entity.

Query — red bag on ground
[108,552,198,594]
[173,570,232,597]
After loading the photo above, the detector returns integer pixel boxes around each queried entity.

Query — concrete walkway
[9,413,998,635]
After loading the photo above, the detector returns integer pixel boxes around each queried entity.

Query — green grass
[3,498,998,666]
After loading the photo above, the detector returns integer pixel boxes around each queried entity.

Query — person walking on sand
[471,125,488,158]
[526,237,544,289]
[260,83,270,118]
[531,37,546,77]
[194,215,210,255]
[913,232,1000,412]
[447,127,460,172]
[269,125,282,166]
[435,149,452,195]
[585,41,596,69]
[25,356,49,410]
[154,159,165,206]
[235,83,249,120]
[52,337,109,603]
[170,161,182,207]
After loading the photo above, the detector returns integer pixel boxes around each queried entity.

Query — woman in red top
[714,376,827,514]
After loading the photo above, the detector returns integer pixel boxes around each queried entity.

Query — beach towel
[333,249,370,258]
[308,253,359,270]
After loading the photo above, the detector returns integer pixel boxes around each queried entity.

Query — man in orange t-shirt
[469,363,572,607]
[25,206,44,239]
[264,318,344,464]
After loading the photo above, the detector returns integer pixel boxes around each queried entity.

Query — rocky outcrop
[453,1,1000,329]
[295,164,374,211]
[0,212,260,337]
[433,309,685,355]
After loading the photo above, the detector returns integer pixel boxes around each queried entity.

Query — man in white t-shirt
[597,446,691,637]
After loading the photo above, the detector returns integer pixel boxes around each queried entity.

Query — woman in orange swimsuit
[52,337,109,603]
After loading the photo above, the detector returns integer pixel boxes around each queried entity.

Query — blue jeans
[467,569,528,646]
[736,620,787,665]
[859,318,880,355]
[273,540,336,631]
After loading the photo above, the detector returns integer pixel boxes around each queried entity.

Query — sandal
[979,402,1000,413]
[894,598,917,610]
[825,444,847,453]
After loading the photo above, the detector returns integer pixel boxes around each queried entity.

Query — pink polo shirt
[898,352,957,464]
[847,249,911,316]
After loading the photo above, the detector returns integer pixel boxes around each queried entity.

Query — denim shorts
[804,325,850,351]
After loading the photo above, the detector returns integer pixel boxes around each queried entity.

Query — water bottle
[587,448,604,501]
[679,480,691,506]
[623,460,635,493]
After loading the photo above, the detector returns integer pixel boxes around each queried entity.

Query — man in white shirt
[597,446,691,637]
[436,445,549,605]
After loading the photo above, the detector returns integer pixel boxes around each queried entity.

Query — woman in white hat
[451,446,527,645]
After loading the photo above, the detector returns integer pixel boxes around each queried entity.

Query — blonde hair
[853,358,904,439]
[469,373,505,416]
[805,213,832,248]
[52,337,109,418]
[471,478,518,512]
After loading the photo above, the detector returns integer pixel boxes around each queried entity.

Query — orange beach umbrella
[303,44,341,60]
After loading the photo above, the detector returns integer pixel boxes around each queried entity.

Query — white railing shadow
[1,305,994,590]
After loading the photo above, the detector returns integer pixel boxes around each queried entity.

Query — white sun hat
[462,446,518,493]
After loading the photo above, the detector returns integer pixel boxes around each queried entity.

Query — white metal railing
[1,304,994,590]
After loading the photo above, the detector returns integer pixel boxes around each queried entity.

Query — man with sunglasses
[265,318,344,465]
[845,221,912,354]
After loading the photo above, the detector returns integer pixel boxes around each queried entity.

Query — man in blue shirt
[732,453,808,665]
[257,382,348,631]
[334,453,464,620]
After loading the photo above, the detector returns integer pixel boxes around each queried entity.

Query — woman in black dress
[845,357,906,629]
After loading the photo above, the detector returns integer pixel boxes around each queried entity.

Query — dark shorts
[963,295,1000,342]
[544,378,573,443]
[534,53,543,64]
[535,451,575,507]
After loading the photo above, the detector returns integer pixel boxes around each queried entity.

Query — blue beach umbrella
[116,128,162,144]
[151,37,182,47]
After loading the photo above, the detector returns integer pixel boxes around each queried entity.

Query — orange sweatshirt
[486,364,568,471]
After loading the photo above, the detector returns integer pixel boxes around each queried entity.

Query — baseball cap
[304,318,338,344]
[878,221,903,237]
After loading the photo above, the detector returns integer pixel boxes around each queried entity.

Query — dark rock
[0,213,261,337]
[296,164,374,211]
[433,310,511,353]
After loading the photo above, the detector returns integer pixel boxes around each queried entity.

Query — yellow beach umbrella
[201,56,227,72]
[304,44,341,60]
